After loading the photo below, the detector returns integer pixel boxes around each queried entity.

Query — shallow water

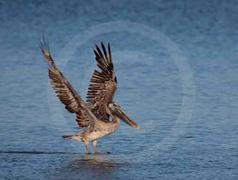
[0,1,238,179]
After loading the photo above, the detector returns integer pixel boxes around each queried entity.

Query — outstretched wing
[40,38,97,129]
[86,42,117,121]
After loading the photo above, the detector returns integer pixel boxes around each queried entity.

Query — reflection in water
[57,154,120,180]
[70,154,117,171]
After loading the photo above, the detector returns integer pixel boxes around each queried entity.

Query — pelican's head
[107,102,140,129]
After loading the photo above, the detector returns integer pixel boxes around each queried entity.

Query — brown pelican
[40,39,140,153]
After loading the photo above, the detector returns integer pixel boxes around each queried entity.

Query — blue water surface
[0,0,237,179]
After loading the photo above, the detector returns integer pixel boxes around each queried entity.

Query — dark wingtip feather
[108,43,112,63]
[40,34,50,52]
[93,42,114,72]
[101,42,107,59]
[95,44,103,58]
[39,35,58,69]
[93,49,98,57]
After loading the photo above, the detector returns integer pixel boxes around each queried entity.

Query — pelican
[40,39,140,153]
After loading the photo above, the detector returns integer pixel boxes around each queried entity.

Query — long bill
[113,106,140,129]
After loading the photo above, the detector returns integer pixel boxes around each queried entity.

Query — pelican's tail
[62,134,82,141]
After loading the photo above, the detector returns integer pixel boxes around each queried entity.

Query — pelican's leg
[85,141,90,154]
[93,140,97,153]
